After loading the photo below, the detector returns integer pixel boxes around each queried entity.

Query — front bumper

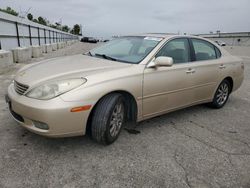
[6,83,93,137]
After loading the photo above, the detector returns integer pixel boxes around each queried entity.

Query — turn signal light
[71,105,92,112]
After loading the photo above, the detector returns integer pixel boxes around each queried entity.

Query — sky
[0,0,249,38]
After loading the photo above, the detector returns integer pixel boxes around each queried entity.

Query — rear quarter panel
[217,53,244,93]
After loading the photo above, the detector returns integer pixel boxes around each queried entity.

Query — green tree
[71,24,81,35]
[0,6,19,16]
[62,25,70,32]
[33,19,38,23]
[38,16,47,25]
[49,24,57,29]
[27,13,33,21]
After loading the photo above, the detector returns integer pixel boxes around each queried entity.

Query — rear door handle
[219,64,226,69]
[186,68,195,74]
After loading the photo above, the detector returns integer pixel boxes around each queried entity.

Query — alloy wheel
[216,82,229,106]
[109,102,124,137]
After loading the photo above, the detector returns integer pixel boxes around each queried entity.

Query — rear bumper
[6,83,93,137]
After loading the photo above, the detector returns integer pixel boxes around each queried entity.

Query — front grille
[14,81,29,95]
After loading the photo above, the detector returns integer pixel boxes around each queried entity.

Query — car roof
[125,33,201,39]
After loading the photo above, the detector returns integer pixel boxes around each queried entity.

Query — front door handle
[186,68,195,74]
[219,64,226,69]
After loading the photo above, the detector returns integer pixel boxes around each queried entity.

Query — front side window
[90,36,162,64]
[156,38,191,63]
[192,39,217,61]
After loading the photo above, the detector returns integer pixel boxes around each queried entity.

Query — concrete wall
[0,11,78,50]
[198,32,250,46]
[223,46,250,58]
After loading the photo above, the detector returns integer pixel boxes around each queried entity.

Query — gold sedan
[6,34,244,144]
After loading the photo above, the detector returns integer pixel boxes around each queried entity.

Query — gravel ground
[0,42,250,188]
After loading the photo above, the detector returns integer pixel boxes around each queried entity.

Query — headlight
[26,78,86,100]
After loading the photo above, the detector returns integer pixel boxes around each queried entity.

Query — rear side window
[192,39,217,61]
[156,38,191,63]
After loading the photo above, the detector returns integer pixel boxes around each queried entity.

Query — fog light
[33,121,49,130]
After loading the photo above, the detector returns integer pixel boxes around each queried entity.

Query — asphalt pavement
[0,43,249,188]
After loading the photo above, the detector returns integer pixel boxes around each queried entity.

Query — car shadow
[16,104,211,151]
[135,104,209,130]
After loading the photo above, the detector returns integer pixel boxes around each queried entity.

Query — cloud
[0,0,249,37]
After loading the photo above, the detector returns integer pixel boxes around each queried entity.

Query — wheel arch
[86,90,138,136]
[224,76,234,93]
[211,76,234,103]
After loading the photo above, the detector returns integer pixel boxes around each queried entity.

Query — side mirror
[147,56,173,68]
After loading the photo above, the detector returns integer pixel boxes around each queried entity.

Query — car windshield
[89,36,162,64]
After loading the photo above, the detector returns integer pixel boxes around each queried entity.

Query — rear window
[192,39,217,61]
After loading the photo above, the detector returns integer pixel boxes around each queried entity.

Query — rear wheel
[91,93,125,145]
[209,79,231,108]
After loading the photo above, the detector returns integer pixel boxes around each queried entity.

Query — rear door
[189,38,222,102]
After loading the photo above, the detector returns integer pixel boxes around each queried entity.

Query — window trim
[146,36,222,66]
[214,45,222,58]
[189,38,222,62]
[188,38,196,62]
[153,37,192,64]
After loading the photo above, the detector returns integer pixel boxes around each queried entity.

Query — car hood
[14,54,131,86]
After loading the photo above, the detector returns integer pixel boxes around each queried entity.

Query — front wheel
[209,80,231,108]
[91,93,125,145]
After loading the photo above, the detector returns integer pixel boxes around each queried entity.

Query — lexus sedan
[6,34,244,144]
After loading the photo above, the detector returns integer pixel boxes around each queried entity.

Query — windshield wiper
[94,53,117,61]
[87,51,93,56]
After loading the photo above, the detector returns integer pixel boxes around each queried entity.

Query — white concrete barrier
[32,46,43,58]
[41,44,47,53]
[62,42,66,48]
[0,50,13,68]
[45,44,52,53]
[51,43,57,51]
[12,47,32,63]
[57,43,62,49]
[61,42,66,48]
[66,41,71,46]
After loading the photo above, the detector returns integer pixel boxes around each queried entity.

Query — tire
[91,93,125,145]
[208,79,231,109]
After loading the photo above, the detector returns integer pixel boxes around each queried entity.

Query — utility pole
[18,7,32,47]
[80,24,83,36]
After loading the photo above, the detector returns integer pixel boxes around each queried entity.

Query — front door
[142,38,196,118]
